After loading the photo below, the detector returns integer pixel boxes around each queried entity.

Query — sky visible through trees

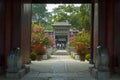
[46,4,81,12]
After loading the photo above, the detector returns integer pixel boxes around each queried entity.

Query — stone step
[21,77,95,80]
[52,50,69,55]
[21,72,94,80]
[52,52,69,55]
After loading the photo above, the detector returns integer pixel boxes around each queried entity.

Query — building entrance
[52,22,71,49]
[56,36,67,49]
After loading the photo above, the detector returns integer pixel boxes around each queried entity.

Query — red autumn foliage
[76,43,87,55]
[32,44,46,55]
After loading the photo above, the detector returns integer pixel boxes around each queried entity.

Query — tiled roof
[52,22,71,27]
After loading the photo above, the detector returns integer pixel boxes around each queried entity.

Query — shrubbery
[70,30,90,48]
[76,43,87,55]
[32,44,46,55]
[85,53,90,61]
[31,23,55,47]
[30,52,37,60]
[30,23,55,60]
[70,29,91,61]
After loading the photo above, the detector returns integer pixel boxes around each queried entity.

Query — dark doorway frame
[31,0,94,63]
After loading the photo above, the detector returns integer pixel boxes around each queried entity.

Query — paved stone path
[29,55,92,73]
[21,50,94,80]
[21,72,94,80]
[1,50,120,80]
[52,50,69,55]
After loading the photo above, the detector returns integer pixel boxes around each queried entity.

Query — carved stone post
[6,47,30,78]
[90,45,110,80]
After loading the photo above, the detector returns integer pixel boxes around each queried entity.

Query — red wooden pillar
[21,1,32,64]
[3,0,13,73]
[93,1,99,63]
[106,0,115,73]
[90,2,94,63]
[0,0,5,74]
[114,0,120,69]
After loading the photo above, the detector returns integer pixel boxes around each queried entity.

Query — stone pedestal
[6,65,30,78]
[42,54,48,60]
[0,54,2,74]
[47,54,51,58]
[75,55,80,60]
[90,67,110,80]
[72,52,77,58]
[89,67,98,78]
[46,48,52,58]
[6,69,26,78]
[115,67,120,74]
[97,71,110,80]
[0,66,2,74]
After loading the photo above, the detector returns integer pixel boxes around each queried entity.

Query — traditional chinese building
[52,22,71,49]
[45,22,79,49]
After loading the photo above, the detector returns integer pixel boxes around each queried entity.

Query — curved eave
[52,24,71,27]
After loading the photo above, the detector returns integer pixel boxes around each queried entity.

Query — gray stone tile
[21,72,94,80]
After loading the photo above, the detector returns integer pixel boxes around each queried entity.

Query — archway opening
[30,3,93,74]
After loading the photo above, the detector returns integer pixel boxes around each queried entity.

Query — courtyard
[1,50,120,80]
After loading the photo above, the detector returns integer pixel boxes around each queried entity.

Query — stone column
[53,28,56,47]
[67,27,70,50]
[67,32,70,48]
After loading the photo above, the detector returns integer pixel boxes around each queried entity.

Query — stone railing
[42,47,56,60]
[69,47,76,52]
[69,47,80,60]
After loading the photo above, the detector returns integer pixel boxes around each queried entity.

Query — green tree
[52,4,91,31]
[52,4,79,22]
[47,26,53,30]
[32,4,52,27]
[78,4,91,30]
[70,31,90,48]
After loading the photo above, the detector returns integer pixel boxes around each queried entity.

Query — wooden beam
[32,0,92,4]
[90,2,94,64]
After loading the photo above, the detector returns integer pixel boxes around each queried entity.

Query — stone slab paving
[52,50,69,55]
[21,52,95,80]
[1,50,120,80]
[21,72,94,80]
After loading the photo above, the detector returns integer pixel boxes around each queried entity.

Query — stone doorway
[55,35,67,49]
[52,22,71,50]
